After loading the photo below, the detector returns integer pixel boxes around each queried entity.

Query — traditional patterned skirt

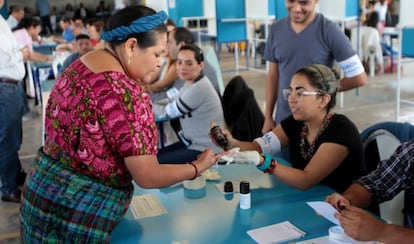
[20,148,133,243]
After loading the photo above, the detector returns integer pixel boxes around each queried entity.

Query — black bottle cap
[224,181,234,192]
[240,181,250,194]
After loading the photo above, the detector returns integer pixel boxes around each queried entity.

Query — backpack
[222,75,264,141]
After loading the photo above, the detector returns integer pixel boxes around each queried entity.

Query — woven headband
[101,11,167,42]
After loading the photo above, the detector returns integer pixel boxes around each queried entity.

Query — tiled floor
[1,52,414,242]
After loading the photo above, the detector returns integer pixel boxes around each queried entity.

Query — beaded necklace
[300,111,334,160]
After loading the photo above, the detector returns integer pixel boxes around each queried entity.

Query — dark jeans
[157,141,201,164]
[40,15,53,35]
[0,82,24,195]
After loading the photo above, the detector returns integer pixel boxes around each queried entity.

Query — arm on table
[273,141,349,191]
[124,149,223,188]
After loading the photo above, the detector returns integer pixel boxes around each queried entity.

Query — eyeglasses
[282,89,323,101]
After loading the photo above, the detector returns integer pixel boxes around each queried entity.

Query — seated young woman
[154,44,225,164]
[216,64,364,193]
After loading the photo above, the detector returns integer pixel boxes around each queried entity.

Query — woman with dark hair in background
[13,16,51,63]
[13,16,50,121]
[86,18,105,49]
[20,5,221,243]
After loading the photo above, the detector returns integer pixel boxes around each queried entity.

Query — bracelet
[264,160,277,174]
[188,162,198,180]
[257,153,272,171]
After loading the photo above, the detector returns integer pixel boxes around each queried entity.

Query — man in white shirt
[6,4,24,29]
[0,0,30,203]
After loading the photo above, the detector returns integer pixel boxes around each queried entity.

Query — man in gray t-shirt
[262,0,367,131]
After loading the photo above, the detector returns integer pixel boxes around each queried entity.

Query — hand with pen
[326,193,387,242]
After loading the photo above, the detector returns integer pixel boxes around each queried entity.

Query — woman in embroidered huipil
[20,6,221,243]
[220,64,364,193]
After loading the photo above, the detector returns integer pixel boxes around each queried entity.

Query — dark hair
[179,44,204,64]
[9,4,24,14]
[366,11,379,28]
[166,18,176,27]
[75,34,90,41]
[172,27,195,45]
[294,64,340,110]
[60,17,71,23]
[12,16,41,32]
[104,5,167,48]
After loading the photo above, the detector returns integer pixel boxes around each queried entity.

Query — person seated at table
[141,18,176,87]
[144,27,219,102]
[57,33,93,76]
[54,22,86,53]
[6,4,25,29]
[12,16,51,121]
[153,44,225,164]
[325,140,414,243]
[12,17,52,63]
[20,6,222,242]
[143,31,178,102]
[85,18,105,49]
[214,64,364,193]
[58,17,75,43]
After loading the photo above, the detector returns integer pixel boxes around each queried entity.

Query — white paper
[247,221,306,244]
[130,194,167,219]
[306,201,340,225]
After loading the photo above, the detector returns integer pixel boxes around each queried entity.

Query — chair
[351,26,383,76]
[222,75,264,141]
[360,121,414,226]
[52,51,72,78]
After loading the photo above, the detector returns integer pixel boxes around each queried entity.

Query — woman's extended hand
[193,148,222,172]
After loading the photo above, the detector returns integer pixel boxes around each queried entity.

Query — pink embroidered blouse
[43,59,158,188]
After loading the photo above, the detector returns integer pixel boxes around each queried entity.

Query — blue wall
[168,0,204,26]
[216,0,247,43]
[269,0,287,20]
[345,0,359,18]
[276,0,288,20]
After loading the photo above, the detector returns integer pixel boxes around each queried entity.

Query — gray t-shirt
[176,76,225,153]
[264,13,357,123]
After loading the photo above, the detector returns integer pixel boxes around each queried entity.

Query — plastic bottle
[239,181,251,209]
